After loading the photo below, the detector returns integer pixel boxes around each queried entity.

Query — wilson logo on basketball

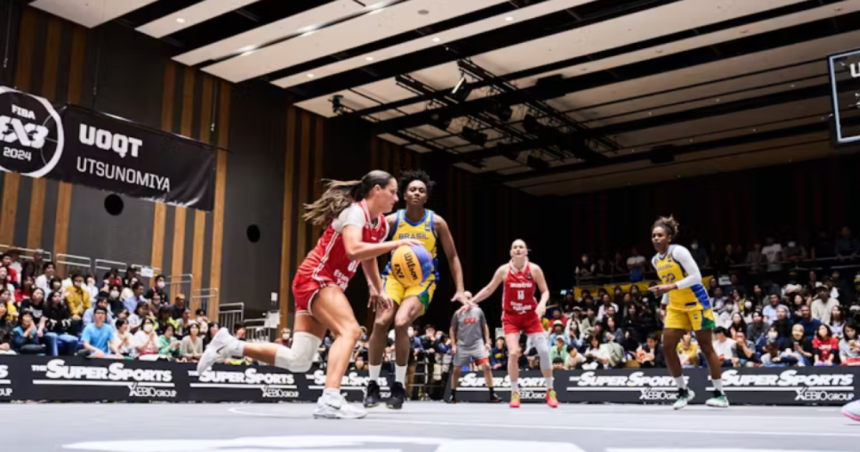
[404,252,419,281]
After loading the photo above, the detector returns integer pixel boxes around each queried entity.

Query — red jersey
[502,260,538,316]
[296,200,388,291]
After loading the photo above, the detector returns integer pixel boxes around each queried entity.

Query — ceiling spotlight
[238,45,256,53]
[366,56,374,61]
[307,73,315,78]
[332,95,344,115]
[505,16,514,21]
[433,37,440,42]
[301,30,316,37]
[429,112,452,131]
[462,126,488,146]
[176,18,186,23]
[370,8,385,15]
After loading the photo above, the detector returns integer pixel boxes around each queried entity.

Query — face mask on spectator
[157,281,165,289]
[281,333,290,341]
[691,243,699,250]
[745,301,752,309]
[110,290,120,299]
[724,303,734,311]
[87,279,95,286]
[768,331,778,340]
[52,283,61,290]
[143,324,153,333]
[74,281,82,288]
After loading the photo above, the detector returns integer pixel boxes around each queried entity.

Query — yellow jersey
[384,209,438,281]
[652,244,709,311]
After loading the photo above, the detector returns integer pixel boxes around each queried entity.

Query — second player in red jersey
[464,239,558,409]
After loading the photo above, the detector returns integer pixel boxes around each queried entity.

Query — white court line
[227,408,860,438]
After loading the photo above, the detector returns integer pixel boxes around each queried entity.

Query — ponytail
[303,170,393,226]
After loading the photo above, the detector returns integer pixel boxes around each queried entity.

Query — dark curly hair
[652,215,680,239]
[400,169,436,199]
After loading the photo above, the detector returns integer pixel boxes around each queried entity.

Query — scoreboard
[828,48,860,146]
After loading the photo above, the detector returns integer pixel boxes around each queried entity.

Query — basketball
[391,245,434,287]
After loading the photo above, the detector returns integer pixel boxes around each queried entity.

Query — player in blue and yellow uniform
[649,216,729,410]
[364,170,469,410]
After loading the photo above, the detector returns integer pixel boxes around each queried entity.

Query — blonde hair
[303,170,393,226]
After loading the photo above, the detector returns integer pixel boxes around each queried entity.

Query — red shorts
[474,357,489,366]
[502,311,544,335]
[292,274,337,317]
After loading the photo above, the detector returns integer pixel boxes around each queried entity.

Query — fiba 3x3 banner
[1,356,858,405]
[0,86,216,210]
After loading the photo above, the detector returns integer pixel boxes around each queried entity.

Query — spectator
[747,311,767,344]
[677,331,699,368]
[550,308,568,328]
[12,312,45,354]
[745,243,765,273]
[565,344,585,370]
[595,256,611,276]
[0,253,19,285]
[1,288,16,321]
[355,356,368,371]
[203,322,220,347]
[839,322,860,365]
[171,294,187,320]
[787,324,814,366]
[157,323,181,360]
[127,301,149,333]
[133,317,160,360]
[81,306,119,358]
[177,309,193,337]
[583,335,610,370]
[15,275,34,304]
[122,267,138,290]
[715,294,735,329]
[596,293,618,322]
[730,289,751,323]
[729,312,747,340]
[581,306,598,337]
[18,286,47,350]
[783,239,807,263]
[144,274,168,301]
[548,320,566,346]
[47,276,63,300]
[830,305,847,338]
[490,337,507,370]
[0,302,13,354]
[637,333,665,368]
[629,284,643,303]
[157,305,178,334]
[193,309,209,332]
[627,247,646,282]
[836,226,859,261]
[123,282,146,315]
[565,320,583,349]
[576,254,595,280]
[690,239,709,269]
[115,318,135,358]
[43,289,77,355]
[83,294,114,328]
[550,335,567,363]
[611,251,627,275]
[757,326,788,355]
[83,274,99,304]
[603,316,624,346]
[734,331,757,367]
[712,327,737,367]
[64,273,91,317]
[762,294,787,325]
[813,324,839,366]
[0,268,14,298]
[790,294,807,320]
[796,304,822,340]
[275,328,292,347]
[150,292,166,314]
[762,237,783,272]
[811,286,839,324]
[180,321,204,362]
[105,284,123,315]
[3,251,22,283]
[761,341,795,367]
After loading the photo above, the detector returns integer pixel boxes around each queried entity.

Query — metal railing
[243,318,275,343]
[164,274,193,303]
[192,288,219,318]
[218,302,244,330]
[55,253,92,276]
[0,245,51,262]
[94,259,127,275]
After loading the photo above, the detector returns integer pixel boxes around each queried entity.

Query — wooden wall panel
[190,75,214,307]
[170,67,195,278]
[279,104,297,330]
[312,117,324,242]
[209,82,231,316]
[295,112,312,267]
[151,62,176,272]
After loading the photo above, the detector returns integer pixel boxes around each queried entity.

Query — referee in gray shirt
[447,302,501,403]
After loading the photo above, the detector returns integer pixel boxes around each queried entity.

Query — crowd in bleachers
[0,249,222,361]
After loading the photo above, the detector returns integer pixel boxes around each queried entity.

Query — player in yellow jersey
[649,216,729,410]
[364,170,469,410]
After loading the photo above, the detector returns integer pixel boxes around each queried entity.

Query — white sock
[511,380,519,393]
[369,364,381,382]
[229,340,244,357]
[712,379,724,392]
[674,376,687,390]
[546,376,553,390]
[395,365,407,385]
[324,388,340,396]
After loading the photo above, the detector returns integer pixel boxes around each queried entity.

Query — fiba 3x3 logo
[0,86,64,177]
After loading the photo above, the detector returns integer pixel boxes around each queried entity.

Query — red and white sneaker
[509,392,521,408]
[843,400,860,422]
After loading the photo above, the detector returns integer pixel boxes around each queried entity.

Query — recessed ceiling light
[505,16,514,21]
[366,56,374,61]
[307,73,315,78]
[433,37,440,42]
[238,45,256,53]
[176,18,186,23]
[301,31,315,37]
[370,8,384,15]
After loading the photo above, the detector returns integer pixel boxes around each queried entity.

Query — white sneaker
[313,392,367,419]
[673,388,695,410]
[843,400,860,422]
[197,328,237,374]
